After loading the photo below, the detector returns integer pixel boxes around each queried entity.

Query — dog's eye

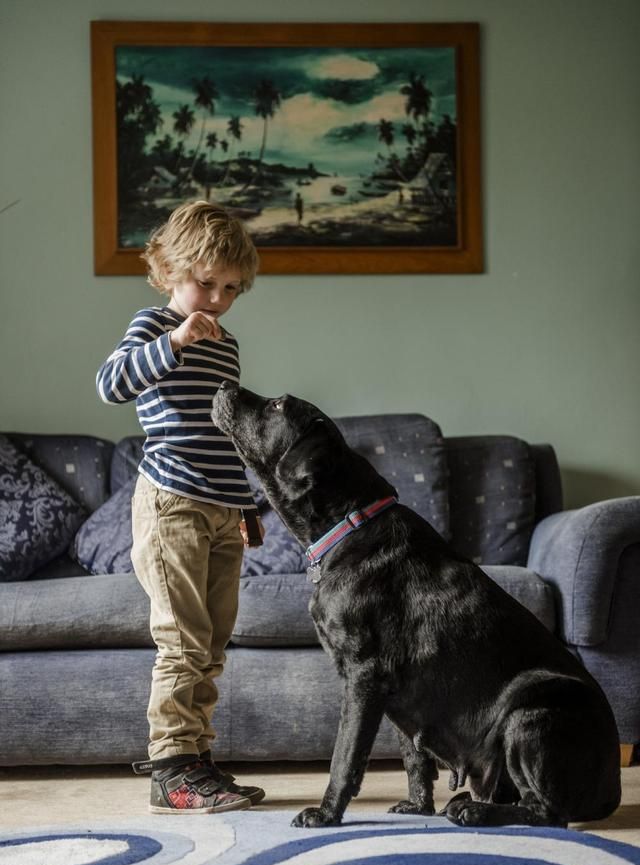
[271,399,283,410]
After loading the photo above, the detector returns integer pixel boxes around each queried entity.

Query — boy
[97,201,265,814]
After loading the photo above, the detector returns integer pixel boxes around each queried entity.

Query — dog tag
[306,564,322,583]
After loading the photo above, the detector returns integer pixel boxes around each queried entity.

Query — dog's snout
[219,379,235,391]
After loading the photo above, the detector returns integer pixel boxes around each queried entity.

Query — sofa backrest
[6,422,563,581]
[111,414,451,541]
[77,427,565,572]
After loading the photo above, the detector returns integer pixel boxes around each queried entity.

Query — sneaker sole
[149,796,251,815]
[247,790,266,806]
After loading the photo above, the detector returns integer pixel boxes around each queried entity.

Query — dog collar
[305,496,398,567]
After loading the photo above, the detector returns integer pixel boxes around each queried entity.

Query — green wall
[1,0,639,509]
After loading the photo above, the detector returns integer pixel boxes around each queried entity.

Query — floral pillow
[0,435,86,581]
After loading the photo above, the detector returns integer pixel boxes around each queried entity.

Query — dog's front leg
[292,674,385,828]
[388,728,438,815]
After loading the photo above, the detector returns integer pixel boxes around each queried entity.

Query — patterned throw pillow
[70,477,136,575]
[0,435,86,582]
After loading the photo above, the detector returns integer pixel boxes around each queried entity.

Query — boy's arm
[96,309,181,404]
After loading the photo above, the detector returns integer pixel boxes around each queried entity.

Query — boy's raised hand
[170,311,222,352]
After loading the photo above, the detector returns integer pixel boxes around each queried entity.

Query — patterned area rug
[1,811,639,865]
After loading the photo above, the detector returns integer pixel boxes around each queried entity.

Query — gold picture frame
[91,21,482,275]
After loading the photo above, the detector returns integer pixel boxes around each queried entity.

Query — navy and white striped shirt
[97,306,255,509]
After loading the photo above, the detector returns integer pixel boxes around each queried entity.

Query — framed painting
[91,21,482,275]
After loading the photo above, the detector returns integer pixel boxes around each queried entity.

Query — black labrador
[212,382,621,829]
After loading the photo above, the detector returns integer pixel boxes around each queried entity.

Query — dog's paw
[291,807,341,828]
[440,794,492,827]
[437,791,472,819]
[388,799,435,816]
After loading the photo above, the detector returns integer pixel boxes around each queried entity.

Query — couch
[1,413,638,767]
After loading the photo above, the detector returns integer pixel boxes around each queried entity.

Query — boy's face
[168,261,242,320]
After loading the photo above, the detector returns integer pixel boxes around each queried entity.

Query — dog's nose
[219,380,235,390]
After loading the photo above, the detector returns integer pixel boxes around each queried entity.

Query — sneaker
[150,761,251,814]
[199,752,266,806]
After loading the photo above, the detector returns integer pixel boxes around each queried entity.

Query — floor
[1,761,639,846]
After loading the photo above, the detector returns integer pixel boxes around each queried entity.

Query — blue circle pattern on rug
[236,827,640,865]
[0,832,162,865]
[2,821,640,865]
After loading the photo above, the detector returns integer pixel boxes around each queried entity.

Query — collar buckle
[345,509,367,530]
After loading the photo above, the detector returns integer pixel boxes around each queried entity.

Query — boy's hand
[170,311,223,352]
[240,516,265,548]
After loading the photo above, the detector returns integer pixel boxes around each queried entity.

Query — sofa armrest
[527,496,640,646]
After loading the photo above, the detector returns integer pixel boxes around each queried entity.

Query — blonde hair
[142,200,259,294]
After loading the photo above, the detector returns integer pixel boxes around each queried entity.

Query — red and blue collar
[305,496,398,566]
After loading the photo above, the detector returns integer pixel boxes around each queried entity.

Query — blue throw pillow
[0,435,86,581]
[241,468,308,575]
[70,471,305,577]
[70,477,136,575]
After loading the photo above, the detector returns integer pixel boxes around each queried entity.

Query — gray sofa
[1,413,638,767]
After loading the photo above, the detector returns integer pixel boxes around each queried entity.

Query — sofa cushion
[231,565,556,647]
[0,436,86,582]
[232,574,317,646]
[110,436,144,493]
[8,433,114,512]
[0,573,153,650]
[70,477,136,575]
[445,436,536,566]
[336,414,450,539]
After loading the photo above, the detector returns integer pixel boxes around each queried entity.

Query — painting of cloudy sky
[116,44,458,247]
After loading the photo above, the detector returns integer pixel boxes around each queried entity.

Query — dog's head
[212,382,345,494]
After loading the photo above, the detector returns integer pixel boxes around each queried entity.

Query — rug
[1,811,639,865]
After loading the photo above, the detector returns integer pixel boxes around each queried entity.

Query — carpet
[1,811,639,865]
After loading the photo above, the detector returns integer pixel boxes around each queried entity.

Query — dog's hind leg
[441,791,567,828]
[388,727,438,815]
[291,674,386,828]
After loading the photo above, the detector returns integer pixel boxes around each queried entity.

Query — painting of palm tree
[92,21,482,273]
[114,42,461,249]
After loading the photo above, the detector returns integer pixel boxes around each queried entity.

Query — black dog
[212,382,621,829]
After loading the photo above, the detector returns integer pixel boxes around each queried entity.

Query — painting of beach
[115,42,459,249]
[92,22,482,273]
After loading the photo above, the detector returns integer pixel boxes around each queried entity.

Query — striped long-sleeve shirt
[96,306,255,509]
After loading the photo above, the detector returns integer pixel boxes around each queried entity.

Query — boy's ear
[276,419,334,491]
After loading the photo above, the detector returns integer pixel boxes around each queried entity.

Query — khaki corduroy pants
[130,474,243,761]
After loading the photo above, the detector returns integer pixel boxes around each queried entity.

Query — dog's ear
[276,418,335,490]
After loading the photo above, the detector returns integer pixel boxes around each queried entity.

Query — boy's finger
[201,312,222,339]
